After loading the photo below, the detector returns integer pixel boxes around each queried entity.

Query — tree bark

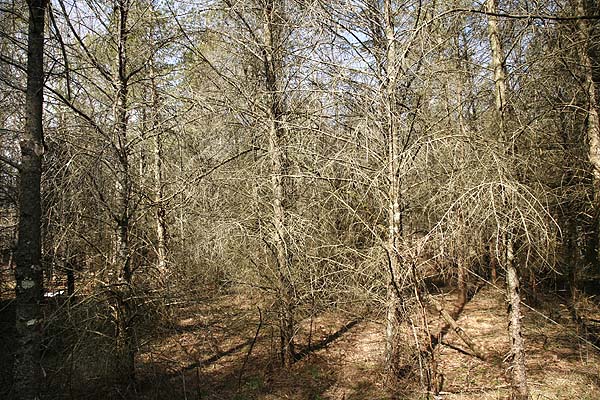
[486,1,530,398]
[13,1,48,398]
[574,0,600,266]
[151,68,167,278]
[382,0,405,379]
[506,238,529,399]
[455,257,468,315]
[262,0,296,367]
[112,0,135,384]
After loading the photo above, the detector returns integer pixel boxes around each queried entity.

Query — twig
[451,7,600,21]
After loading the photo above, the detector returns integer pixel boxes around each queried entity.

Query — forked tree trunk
[262,0,296,367]
[486,1,529,398]
[13,1,48,398]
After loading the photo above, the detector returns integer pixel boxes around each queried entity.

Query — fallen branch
[430,297,486,360]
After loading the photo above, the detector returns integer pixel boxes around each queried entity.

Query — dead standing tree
[111,0,136,384]
[317,0,430,380]
[261,0,297,367]
[381,0,406,379]
[486,0,529,397]
[222,0,299,367]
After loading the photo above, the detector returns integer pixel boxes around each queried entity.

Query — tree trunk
[506,238,529,400]
[113,0,135,384]
[383,0,405,379]
[455,257,467,315]
[13,1,47,398]
[574,0,600,266]
[486,0,529,398]
[66,260,75,298]
[262,0,296,367]
[151,70,168,279]
[489,244,498,283]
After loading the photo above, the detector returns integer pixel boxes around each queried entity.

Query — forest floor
[132,284,600,400]
[2,283,600,399]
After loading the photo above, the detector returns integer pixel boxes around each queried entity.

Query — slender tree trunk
[113,0,135,384]
[66,265,75,297]
[574,0,600,266]
[13,1,47,398]
[262,0,296,367]
[383,0,404,378]
[455,257,467,314]
[506,237,529,399]
[486,1,529,398]
[150,70,167,278]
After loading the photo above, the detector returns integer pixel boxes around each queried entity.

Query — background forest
[2,0,600,399]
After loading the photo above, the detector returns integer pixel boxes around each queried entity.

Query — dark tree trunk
[13,1,48,399]
[112,0,135,384]
[66,262,75,297]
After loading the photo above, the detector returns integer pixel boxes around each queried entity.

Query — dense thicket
[1,0,600,399]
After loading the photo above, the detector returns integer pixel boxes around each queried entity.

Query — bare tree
[261,0,298,366]
[486,0,528,397]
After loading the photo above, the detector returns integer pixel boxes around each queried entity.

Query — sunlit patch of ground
[432,286,600,400]
[1,281,598,399]
[131,285,600,400]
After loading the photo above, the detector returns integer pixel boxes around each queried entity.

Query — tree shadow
[134,341,341,400]
[164,338,254,379]
[295,319,361,361]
